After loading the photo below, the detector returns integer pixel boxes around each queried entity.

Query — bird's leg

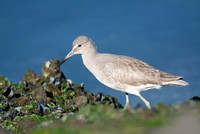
[124,93,131,110]
[138,95,151,109]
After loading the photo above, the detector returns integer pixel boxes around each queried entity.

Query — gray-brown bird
[57,36,188,109]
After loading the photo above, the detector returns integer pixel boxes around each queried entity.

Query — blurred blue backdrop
[0,0,199,107]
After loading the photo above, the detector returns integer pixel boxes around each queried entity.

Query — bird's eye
[78,44,82,47]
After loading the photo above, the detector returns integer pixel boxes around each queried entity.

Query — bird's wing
[95,54,165,87]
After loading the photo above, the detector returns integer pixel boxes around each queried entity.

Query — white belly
[95,75,162,96]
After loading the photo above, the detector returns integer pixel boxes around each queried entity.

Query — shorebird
[57,36,188,109]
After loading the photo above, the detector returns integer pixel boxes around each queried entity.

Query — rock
[18,118,37,134]
[18,96,30,106]
[38,102,50,116]
[0,76,10,89]
[41,60,65,79]
[0,59,124,133]
[80,83,84,88]
[190,96,200,102]
[66,79,73,85]
[8,109,18,120]
[29,86,48,103]
[53,77,61,85]
[3,85,14,98]
[22,70,41,85]
[95,92,104,102]
[0,126,8,134]
[74,96,88,109]
[0,99,10,111]
[49,77,55,83]
[54,104,64,113]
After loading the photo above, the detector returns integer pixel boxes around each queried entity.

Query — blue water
[0,0,200,107]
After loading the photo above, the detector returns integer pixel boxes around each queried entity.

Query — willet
[57,36,188,109]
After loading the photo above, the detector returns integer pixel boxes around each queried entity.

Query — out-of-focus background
[0,0,199,107]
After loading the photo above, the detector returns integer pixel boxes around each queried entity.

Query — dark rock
[11,94,21,98]
[8,109,18,120]
[55,104,64,113]
[99,95,123,108]
[3,86,14,98]
[45,91,53,98]
[2,115,11,121]
[190,96,200,101]
[38,102,50,116]
[0,109,4,114]
[53,77,61,85]
[95,93,104,101]
[0,99,10,111]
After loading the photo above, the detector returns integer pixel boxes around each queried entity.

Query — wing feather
[95,54,162,88]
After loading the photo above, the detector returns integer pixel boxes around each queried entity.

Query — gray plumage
[58,36,188,109]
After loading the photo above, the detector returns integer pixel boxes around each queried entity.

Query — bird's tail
[160,72,189,86]
[162,80,188,86]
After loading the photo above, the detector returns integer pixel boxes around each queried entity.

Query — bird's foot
[123,102,132,111]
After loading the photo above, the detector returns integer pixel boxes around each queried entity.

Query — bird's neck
[81,50,98,72]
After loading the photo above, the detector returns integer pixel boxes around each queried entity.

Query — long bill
[56,50,74,68]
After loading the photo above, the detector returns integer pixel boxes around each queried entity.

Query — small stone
[67,112,75,115]
[80,83,84,88]
[49,77,55,83]
[42,82,48,87]
[22,81,27,87]
[66,79,73,85]
[45,61,51,68]
[53,77,61,85]
[55,104,64,113]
